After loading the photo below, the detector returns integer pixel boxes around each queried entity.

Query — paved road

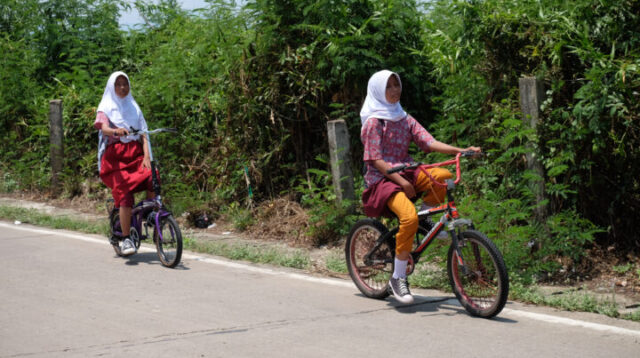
[1,222,639,357]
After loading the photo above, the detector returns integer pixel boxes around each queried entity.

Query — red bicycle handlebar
[416,152,463,187]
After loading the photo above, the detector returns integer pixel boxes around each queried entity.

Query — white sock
[393,258,408,279]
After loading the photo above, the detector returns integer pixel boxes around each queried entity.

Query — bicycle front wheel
[447,230,508,318]
[109,208,123,256]
[345,219,393,299]
[154,215,183,268]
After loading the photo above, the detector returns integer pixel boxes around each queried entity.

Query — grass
[183,237,310,270]
[510,282,621,318]
[622,310,640,322]
[410,261,450,292]
[325,250,348,274]
[0,205,109,235]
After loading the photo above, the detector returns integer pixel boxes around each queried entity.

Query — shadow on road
[110,251,190,270]
[386,296,518,323]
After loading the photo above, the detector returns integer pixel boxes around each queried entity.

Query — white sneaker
[120,238,136,256]
[389,277,414,304]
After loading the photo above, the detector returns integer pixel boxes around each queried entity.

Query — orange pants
[387,168,452,255]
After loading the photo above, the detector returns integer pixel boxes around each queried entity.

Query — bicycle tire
[109,208,123,256]
[447,230,509,318]
[345,219,393,299]
[154,215,183,268]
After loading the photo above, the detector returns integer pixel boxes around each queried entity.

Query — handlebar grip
[461,150,484,157]
[387,165,407,175]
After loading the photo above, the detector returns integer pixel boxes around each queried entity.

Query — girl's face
[385,75,402,104]
[114,75,130,98]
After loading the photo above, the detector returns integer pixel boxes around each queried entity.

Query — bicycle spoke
[346,219,394,299]
[448,230,508,318]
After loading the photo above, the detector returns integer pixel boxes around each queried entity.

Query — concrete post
[49,99,64,196]
[327,120,355,206]
[519,77,547,225]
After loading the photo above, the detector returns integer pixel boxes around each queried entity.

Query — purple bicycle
[107,127,183,268]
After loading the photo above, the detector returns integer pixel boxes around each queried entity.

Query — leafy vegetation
[1,0,639,283]
[184,237,311,269]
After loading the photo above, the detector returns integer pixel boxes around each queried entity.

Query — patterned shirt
[94,111,121,146]
[361,115,435,187]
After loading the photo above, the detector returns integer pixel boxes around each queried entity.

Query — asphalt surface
[1,222,639,357]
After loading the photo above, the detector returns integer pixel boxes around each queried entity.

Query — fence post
[519,77,547,226]
[49,99,64,197]
[327,119,355,208]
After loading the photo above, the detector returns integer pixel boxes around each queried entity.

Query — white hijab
[97,71,146,143]
[359,70,407,125]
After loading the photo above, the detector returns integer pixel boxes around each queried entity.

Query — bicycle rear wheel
[154,215,183,268]
[447,230,508,318]
[345,219,393,299]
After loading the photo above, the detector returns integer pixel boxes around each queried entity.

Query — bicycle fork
[446,216,474,275]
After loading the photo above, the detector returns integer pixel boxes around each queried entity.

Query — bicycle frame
[375,152,480,272]
[109,127,177,243]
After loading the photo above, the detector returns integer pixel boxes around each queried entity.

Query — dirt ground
[2,191,639,311]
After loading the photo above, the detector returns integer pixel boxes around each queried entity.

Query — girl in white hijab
[359,69,407,125]
[359,69,481,304]
[94,71,152,256]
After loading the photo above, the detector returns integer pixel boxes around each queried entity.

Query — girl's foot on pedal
[120,237,136,256]
[389,277,414,304]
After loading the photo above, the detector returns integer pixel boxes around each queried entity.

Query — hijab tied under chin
[359,70,407,126]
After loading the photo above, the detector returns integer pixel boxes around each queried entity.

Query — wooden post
[327,120,355,207]
[519,77,547,225]
[49,99,64,196]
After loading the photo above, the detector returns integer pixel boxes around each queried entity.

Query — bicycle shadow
[115,251,190,270]
[384,295,517,323]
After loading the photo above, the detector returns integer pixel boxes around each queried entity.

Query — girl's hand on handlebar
[113,127,129,137]
[461,146,482,157]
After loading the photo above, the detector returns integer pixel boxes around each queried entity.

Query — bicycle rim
[154,215,183,268]
[447,230,508,318]
[346,219,393,299]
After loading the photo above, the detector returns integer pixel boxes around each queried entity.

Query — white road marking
[503,309,640,337]
[2,221,640,337]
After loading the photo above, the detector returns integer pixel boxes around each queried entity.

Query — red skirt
[362,168,418,218]
[100,141,152,208]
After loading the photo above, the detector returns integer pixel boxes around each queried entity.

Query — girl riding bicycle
[360,70,481,304]
[94,71,154,256]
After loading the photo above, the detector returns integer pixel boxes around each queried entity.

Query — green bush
[2,0,639,281]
